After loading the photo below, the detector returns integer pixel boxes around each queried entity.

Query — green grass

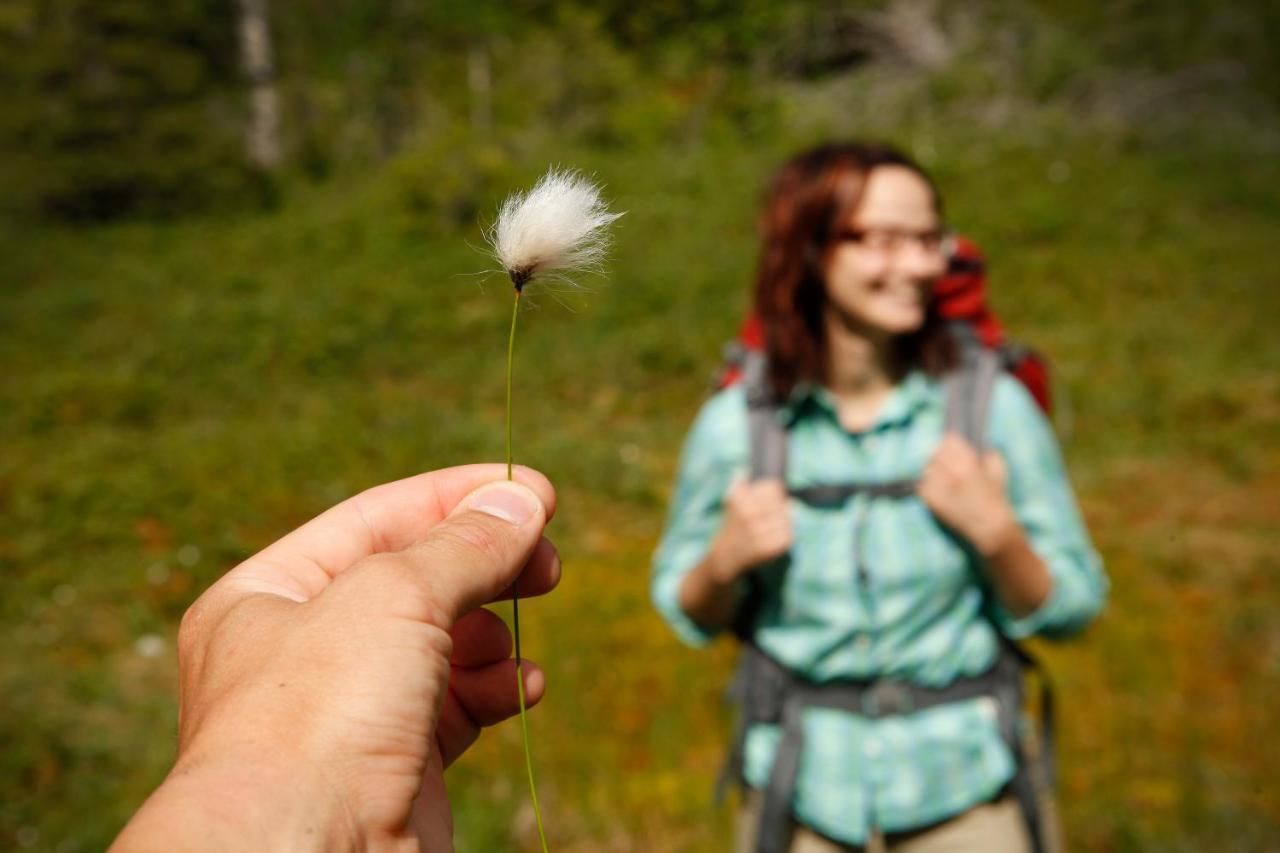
[2,128,1279,851]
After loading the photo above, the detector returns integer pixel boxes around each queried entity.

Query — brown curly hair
[752,142,956,399]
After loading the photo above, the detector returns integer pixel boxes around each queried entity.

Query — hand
[919,433,1018,557]
[112,465,560,853]
[709,478,793,582]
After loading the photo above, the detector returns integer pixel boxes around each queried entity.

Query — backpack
[714,236,1061,853]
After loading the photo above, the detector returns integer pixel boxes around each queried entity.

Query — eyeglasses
[834,227,951,255]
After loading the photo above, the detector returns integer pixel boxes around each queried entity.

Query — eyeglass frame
[830,226,956,259]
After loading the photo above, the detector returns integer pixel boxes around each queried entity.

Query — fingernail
[466,483,539,525]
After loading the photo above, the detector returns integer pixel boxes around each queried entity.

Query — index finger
[225,464,556,601]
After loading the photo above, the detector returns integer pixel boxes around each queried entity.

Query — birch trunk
[237,0,281,170]
[468,44,492,134]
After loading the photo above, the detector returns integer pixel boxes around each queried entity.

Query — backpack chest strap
[787,479,917,506]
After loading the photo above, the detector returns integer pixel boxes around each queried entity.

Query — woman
[652,142,1106,852]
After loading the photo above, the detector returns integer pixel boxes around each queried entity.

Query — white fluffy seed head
[487,168,624,289]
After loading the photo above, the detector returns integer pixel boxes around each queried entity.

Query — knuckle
[175,589,239,674]
[434,515,511,566]
[176,599,208,658]
[175,587,236,656]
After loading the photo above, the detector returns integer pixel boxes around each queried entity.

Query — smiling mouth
[882,289,925,307]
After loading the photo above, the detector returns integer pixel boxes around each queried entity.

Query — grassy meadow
[3,118,1280,852]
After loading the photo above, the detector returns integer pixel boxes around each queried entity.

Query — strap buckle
[863,680,914,717]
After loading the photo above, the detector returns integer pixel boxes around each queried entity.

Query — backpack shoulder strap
[947,325,1062,850]
[942,331,1001,452]
[732,350,785,642]
[742,349,787,482]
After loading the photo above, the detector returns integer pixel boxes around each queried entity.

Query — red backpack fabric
[718,234,1053,415]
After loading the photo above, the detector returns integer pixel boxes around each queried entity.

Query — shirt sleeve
[650,387,750,647]
[985,375,1108,639]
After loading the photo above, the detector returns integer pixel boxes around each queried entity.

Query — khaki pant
[734,790,1032,853]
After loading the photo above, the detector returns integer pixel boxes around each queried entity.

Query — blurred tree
[467,44,492,135]
[0,0,252,219]
[236,0,281,170]
[1027,0,1280,106]
[3,0,1273,222]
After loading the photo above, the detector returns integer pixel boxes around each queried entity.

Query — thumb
[376,481,548,626]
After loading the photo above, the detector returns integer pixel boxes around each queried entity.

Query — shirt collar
[778,370,936,431]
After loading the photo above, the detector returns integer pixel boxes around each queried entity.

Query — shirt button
[865,737,882,758]
[853,636,871,654]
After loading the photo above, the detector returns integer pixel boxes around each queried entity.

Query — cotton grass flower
[485,167,621,853]
[488,167,623,290]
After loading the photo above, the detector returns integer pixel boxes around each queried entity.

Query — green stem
[505,288,549,852]
[507,289,518,482]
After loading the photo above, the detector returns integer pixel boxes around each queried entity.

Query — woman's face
[822,166,948,337]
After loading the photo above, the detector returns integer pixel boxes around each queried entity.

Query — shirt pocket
[773,500,860,628]
[864,496,973,592]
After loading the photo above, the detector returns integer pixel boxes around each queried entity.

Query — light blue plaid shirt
[652,371,1107,844]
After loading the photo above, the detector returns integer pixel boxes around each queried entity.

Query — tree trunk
[467,44,492,134]
[237,0,281,170]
